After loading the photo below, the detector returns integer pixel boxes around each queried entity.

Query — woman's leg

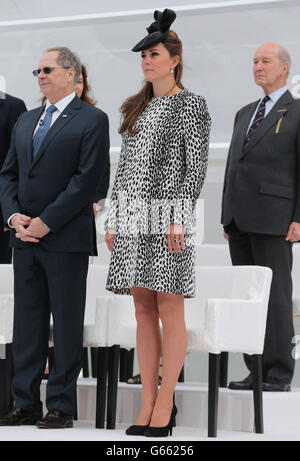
[150,291,187,427]
[130,286,162,425]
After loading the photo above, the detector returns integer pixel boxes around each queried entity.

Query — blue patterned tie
[32,104,57,160]
[243,95,270,150]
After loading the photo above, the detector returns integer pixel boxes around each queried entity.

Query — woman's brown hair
[119,30,183,135]
[80,64,97,106]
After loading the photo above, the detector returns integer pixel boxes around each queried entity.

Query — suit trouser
[12,246,89,415]
[0,228,12,263]
[226,221,295,384]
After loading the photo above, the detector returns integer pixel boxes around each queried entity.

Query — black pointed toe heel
[125,424,149,436]
[144,405,177,438]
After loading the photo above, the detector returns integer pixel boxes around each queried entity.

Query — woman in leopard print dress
[105,9,211,437]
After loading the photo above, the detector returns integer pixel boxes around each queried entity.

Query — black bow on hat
[131,9,176,52]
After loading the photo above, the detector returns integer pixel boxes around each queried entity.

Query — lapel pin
[275,115,284,133]
[62,114,68,118]
[277,109,287,112]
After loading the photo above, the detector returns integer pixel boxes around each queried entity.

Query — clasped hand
[12,215,49,242]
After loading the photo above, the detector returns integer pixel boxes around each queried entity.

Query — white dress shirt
[33,91,76,136]
[247,85,288,134]
[8,91,76,229]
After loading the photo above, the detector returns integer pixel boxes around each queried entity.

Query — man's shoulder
[1,93,26,108]
[20,105,42,118]
[290,96,300,107]
[238,100,258,115]
[79,100,108,121]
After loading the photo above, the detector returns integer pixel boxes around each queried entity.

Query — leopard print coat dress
[104,89,211,298]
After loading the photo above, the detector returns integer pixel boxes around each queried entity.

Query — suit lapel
[240,90,293,158]
[235,100,259,155]
[30,96,81,169]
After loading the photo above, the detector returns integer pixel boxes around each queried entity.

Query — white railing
[0,0,291,28]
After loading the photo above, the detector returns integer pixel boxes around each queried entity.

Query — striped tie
[243,95,270,150]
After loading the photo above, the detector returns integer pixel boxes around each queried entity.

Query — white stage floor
[0,379,299,441]
[0,420,299,441]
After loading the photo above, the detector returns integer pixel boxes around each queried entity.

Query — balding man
[222,43,300,391]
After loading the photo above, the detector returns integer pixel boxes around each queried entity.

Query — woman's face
[75,73,84,98]
[141,42,178,83]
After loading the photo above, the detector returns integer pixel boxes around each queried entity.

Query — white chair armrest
[0,294,14,344]
[203,298,267,354]
[83,296,110,347]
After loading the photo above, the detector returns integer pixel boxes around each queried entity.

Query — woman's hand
[167,223,185,253]
[105,228,116,252]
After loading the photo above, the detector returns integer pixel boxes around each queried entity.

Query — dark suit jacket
[0,95,109,255]
[94,156,110,202]
[221,90,300,235]
[0,93,27,226]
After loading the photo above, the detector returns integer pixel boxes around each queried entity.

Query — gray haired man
[222,43,300,392]
[0,47,109,427]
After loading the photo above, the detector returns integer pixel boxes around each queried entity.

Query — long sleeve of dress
[104,141,126,231]
[173,95,211,229]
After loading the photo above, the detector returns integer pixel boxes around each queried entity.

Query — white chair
[196,242,300,317]
[57,264,110,424]
[91,243,112,265]
[102,265,272,436]
[0,264,14,417]
[291,244,300,316]
[195,243,232,266]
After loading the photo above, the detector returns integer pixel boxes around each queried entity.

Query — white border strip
[110,143,230,154]
[0,0,290,28]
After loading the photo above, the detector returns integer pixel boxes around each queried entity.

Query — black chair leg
[73,387,78,421]
[91,347,98,378]
[178,365,185,382]
[0,344,14,417]
[95,347,109,428]
[208,353,220,437]
[82,347,89,378]
[252,354,263,433]
[119,348,134,382]
[125,348,134,381]
[119,348,126,382]
[107,345,120,429]
[220,352,228,387]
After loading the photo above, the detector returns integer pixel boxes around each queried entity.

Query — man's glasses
[32,66,71,76]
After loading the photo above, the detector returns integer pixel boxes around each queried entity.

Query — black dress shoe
[144,405,177,438]
[36,409,73,429]
[262,382,291,392]
[125,424,149,436]
[0,407,42,426]
[228,375,253,390]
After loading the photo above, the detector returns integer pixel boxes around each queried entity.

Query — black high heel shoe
[144,404,177,438]
[125,423,150,436]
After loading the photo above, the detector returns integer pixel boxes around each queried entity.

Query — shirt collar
[45,91,76,113]
[264,85,288,104]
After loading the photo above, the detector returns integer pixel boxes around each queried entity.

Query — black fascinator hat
[131,9,176,52]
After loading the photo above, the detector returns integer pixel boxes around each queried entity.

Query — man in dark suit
[222,42,300,392]
[0,93,26,262]
[0,47,109,427]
